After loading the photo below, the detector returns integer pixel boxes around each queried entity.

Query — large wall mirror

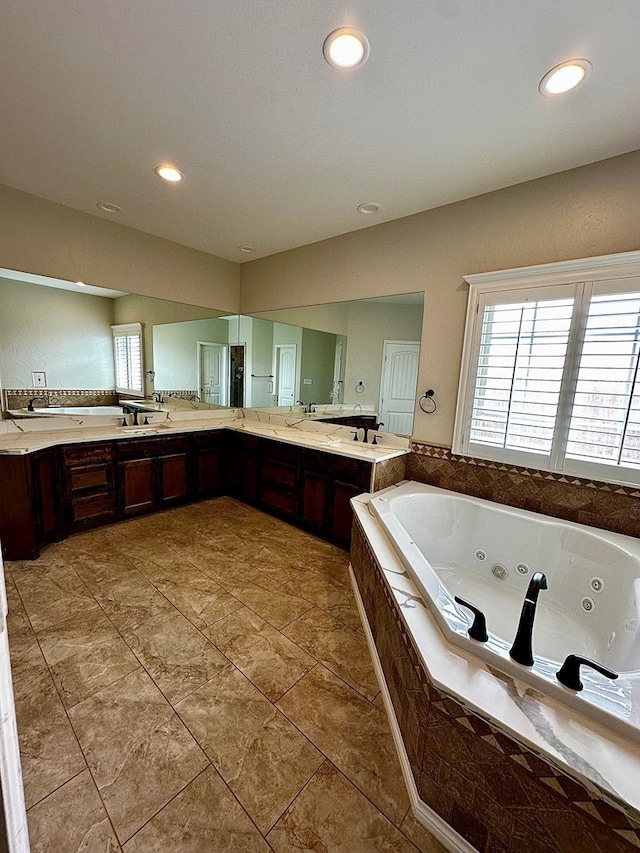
[0,268,423,435]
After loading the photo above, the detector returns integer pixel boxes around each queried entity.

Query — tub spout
[509,572,547,667]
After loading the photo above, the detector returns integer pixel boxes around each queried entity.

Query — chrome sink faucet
[509,572,548,667]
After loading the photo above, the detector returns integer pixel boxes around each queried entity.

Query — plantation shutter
[467,291,574,464]
[566,283,640,471]
[111,323,143,394]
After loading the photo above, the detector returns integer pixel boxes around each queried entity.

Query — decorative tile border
[154,390,198,399]
[350,518,640,851]
[408,442,640,538]
[3,389,119,411]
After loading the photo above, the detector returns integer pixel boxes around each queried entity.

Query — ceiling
[1,1,638,264]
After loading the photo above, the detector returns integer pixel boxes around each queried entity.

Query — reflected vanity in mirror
[0,267,423,436]
[151,293,424,435]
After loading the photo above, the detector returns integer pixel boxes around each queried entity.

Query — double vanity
[0,407,408,561]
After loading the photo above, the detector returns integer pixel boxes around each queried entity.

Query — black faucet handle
[454,596,488,643]
[556,654,619,692]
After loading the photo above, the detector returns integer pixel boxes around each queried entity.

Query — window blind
[111,323,143,394]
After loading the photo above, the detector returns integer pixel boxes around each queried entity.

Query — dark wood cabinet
[260,440,299,519]
[32,449,61,546]
[320,414,378,432]
[61,443,116,532]
[0,426,381,559]
[0,450,61,560]
[300,470,326,527]
[116,436,190,516]
[298,448,371,546]
[119,457,155,516]
[193,431,226,497]
[227,433,260,503]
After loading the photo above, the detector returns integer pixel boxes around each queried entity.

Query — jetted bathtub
[370,482,640,735]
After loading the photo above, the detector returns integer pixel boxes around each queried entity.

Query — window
[454,252,640,487]
[111,323,144,395]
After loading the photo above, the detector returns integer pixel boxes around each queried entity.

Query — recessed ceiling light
[357,202,381,215]
[323,28,370,70]
[238,245,255,253]
[155,164,184,182]
[539,59,592,96]
[96,201,121,214]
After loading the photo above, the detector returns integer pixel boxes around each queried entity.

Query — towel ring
[419,389,436,414]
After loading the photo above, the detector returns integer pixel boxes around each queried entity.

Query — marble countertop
[0,410,408,464]
[351,490,640,823]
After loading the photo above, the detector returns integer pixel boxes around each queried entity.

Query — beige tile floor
[6,497,446,852]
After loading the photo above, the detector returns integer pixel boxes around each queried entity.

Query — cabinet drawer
[65,463,113,493]
[117,435,189,460]
[62,442,113,466]
[68,491,115,525]
[262,459,296,489]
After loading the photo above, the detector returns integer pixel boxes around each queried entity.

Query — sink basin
[116,427,161,436]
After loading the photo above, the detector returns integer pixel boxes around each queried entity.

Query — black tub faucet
[509,572,548,667]
[27,395,48,411]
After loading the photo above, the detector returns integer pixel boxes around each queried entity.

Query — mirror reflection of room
[0,269,423,436]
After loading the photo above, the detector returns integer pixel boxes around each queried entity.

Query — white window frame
[453,250,640,488]
[111,322,144,395]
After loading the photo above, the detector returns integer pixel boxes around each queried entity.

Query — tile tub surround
[350,500,640,853]
[6,497,446,852]
[408,441,640,539]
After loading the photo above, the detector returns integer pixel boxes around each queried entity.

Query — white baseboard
[349,564,478,853]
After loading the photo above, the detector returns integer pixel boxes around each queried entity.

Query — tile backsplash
[408,441,640,539]
[3,389,120,410]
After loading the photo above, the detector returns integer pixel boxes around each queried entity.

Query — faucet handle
[454,596,488,643]
[556,655,618,692]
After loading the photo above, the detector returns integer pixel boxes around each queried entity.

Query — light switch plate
[31,371,47,388]
[303,378,313,385]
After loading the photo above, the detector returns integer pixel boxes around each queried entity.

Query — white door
[199,343,228,405]
[379,341,420,435]
[275,344,297,405]
[0,549,30,852]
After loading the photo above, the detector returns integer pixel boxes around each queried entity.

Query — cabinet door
[158,453,189,505]
[300,471,326,529]
[119,458,155,516]
[242,453,259,503]
[196,450,223,496]
[328,480,361,546]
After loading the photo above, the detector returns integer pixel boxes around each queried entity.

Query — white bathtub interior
[370,483,640,735]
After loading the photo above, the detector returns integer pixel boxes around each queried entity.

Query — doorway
[197,342,228,405]
[274,344,297,405]
[379,340,420,435]
[229,345,245,408]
